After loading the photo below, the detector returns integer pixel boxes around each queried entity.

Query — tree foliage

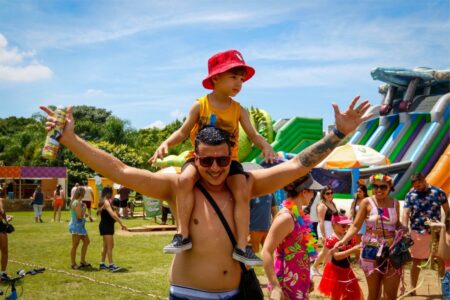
[0,106,188,187]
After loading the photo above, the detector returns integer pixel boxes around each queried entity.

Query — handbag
[196,183,264,300]
[389,235,413,269]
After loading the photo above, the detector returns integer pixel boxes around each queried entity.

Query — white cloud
[170,108,184,119]
[0,33,52,82]
[144,120,165,129]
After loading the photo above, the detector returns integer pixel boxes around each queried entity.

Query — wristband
[332,127,346,139]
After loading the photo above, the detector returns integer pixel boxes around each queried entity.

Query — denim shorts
[443,270,450,300]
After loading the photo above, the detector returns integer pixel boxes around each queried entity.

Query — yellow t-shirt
[189,95,241,160]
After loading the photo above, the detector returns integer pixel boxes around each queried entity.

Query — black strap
[195,182,247,272]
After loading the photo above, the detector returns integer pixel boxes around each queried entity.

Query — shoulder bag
[196,183,264,300]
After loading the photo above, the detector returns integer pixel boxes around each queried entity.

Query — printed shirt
[404,186,448,233]
[188,95,241,160]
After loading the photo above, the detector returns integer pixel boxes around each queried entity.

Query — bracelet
[332,127,346,139]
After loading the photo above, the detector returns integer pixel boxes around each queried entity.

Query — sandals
[79,262,92,268]
[71,264,80,270]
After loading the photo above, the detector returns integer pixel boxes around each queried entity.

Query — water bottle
[42,106,67,160]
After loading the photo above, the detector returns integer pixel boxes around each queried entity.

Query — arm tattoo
[297,132,341,167]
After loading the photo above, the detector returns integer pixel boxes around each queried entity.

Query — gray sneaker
[109,264,122,272]
[99,263,108,270]
[232,246,263,266]
[163,234,192,254]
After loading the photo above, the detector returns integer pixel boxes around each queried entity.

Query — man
[81,180,95,222]
[249,193,277,253]
[403,173,449,295]
[40,96,370,298]
[118,185,130,219]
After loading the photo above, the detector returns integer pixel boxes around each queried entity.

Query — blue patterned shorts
[68,218,87,236]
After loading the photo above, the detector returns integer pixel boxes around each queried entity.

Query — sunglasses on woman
[196,156,231,168]
[372,184,389,191]
[325,191,334,195]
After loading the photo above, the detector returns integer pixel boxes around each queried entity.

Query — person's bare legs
[103,235,114,264]
[383,267,401,299]
[410,258,422,293]
[0,233,8,272]
[365,270,383,300]
[312,242,330,272]
[52,206,58,221]
[56,206,62,222]
[71,235,81,266]
[80,235,90,264]
[227,174,249,250]
[163,163,197,253]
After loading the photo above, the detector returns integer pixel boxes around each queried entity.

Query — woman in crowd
[31,185,44,223]
[97,186,127,272]
[0,184,10,280]
[334,174,405,300]
[69,186,90,269]
[311,185,338,276]
[52,184,65,222]
[262,174,322,300]
[349,184,369,254]
[434,214,450,299]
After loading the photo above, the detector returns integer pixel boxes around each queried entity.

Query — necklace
[283,199,318,257]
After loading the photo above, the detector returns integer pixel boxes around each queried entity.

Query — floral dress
[270,209,313,299]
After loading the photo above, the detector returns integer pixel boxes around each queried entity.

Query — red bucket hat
[202,49,255,89]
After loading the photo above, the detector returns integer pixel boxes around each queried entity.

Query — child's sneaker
[0,272,10,282]
[232,246,263,266]
[163,234,192,254]
[99,263,108,270]
[109,264,122,272]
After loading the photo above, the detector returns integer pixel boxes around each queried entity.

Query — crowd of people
[0,48,448,299]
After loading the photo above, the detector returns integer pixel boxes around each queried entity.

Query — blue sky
[1,0,449,130]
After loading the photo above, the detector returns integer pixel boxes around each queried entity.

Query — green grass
[6,211,173,299]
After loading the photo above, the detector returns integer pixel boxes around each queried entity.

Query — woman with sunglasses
[350,184,369,253]
[334,173,406,300]
[311,186,338,276]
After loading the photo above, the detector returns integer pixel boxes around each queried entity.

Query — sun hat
[331,214,352,225]
[286,173,324,193]
[202,49,255,89]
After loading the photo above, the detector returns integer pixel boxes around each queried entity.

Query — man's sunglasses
[196,156,231,167]
[372,184,389,191]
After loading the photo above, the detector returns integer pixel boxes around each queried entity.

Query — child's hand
[352,244,362,253]
[121,224,128,231]
[148,143,169,164]
[261,144,277,164]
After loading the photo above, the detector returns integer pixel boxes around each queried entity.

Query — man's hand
[148,143,169,164]
[40,106,75,143]
[332,96,373,135]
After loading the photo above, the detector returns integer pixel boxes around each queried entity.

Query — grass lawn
[6,210,174,299]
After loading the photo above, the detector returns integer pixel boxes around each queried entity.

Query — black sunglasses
[196,156,231,168]
[325,191,334,195]
[372,184,389,191]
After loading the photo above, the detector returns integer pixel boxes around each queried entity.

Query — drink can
[42,107,67,160]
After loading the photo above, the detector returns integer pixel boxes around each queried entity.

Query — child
[97,186,128,272]
[52,184,64,222]
[318,214,363,300]
[432,214,450,299]
[69,186,91,270]
[150,49,276,265]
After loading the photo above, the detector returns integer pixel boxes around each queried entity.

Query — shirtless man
[40,96,371,298]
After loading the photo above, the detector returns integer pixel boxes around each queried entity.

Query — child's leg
[80,235,90,263]
[71,235,81,266]
[101,236,107,263]
[104,235,114,264]
[176,163,198,238]
[227,174,250,250]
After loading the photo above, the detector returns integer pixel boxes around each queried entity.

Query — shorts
[82,201,92,209]
[183,158,247,177]
[410,230,431,259]
[69,218,88,236]
[53,198,64,208]
[442,270,450,300]
[169,284,239,300]
[120,199,128,208]
[99,222,115,236]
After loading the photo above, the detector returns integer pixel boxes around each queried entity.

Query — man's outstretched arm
[251,96,373,197]
[40,106,176,202]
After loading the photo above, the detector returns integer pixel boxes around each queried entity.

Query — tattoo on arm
[297,132,341,167]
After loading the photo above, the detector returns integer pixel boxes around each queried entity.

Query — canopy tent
[0,166,67,201]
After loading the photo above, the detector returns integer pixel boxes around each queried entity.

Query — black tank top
[324,202,337,221]
[100,207,115,228]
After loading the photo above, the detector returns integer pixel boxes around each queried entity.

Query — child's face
[212,70,246,97]
[333,223,348,235]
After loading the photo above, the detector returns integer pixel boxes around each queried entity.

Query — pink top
[445,257,450,271]
[365,196,398,232]
[270,210,311,300]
